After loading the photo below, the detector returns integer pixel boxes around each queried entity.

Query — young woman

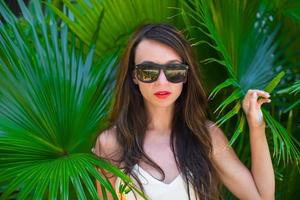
[93,23,275,200]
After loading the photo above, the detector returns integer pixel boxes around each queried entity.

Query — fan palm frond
[50,0,180,56]
[0,1,142,199]
[181,0,300,164]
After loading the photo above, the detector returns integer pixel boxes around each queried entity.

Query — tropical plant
[0,0,138,199]
[180,0,300,199]
[180,0,299,164]
[1,0,299,199]
[50,0,181,56]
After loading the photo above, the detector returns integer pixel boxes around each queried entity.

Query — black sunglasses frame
[135,62,189,83]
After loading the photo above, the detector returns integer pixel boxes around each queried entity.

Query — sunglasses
[135,62,189,83]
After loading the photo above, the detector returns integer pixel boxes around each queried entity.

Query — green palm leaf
[263,110,300,165]
[181,0,299,164]
[277,79,300,112]
[50,0,180,56]
[263,0,300,112]
[0,0,139,199]
[262,0,300,21]
[280,80,300,95]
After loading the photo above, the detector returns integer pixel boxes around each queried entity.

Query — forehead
[134,39,182,64]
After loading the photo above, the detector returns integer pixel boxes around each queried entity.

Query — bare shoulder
[93,127,121,192]
[93,126,122,164]
[205,120,230,155]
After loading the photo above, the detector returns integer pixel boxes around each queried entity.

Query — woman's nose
[156,69,168,84]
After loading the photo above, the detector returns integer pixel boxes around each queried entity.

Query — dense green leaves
[1,0,300,199]
[278,79,300,112]
[181,0,299,164]
[0,0,135,199]
[263,0,300,21]
[50,0,180,56]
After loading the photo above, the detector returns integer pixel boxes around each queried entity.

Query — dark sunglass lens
[165,67,187,83]
[136,67,160,83]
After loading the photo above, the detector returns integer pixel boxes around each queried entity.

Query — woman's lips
[154,91,171,99]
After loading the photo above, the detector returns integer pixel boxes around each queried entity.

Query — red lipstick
[154,91,171,99]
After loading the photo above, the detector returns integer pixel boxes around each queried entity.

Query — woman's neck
[145,103,174,135]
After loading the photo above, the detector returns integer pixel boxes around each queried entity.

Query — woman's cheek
[172,84,183,100]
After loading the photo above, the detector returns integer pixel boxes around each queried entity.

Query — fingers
[258,98,271,107]
[246,89,270,99]
[245,89,271,109]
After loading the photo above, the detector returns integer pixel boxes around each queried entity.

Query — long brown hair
[109,23,219,200]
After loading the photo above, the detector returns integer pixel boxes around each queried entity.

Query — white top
[115,164,197,200]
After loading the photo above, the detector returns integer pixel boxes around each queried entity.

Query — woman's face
[133,39,184,108]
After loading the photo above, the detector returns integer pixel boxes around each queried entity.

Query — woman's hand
[242,89,271,129]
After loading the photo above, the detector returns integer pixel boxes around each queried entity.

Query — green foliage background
[0,0,299,199]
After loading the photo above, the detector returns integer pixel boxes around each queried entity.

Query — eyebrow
[139,59,182,65]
